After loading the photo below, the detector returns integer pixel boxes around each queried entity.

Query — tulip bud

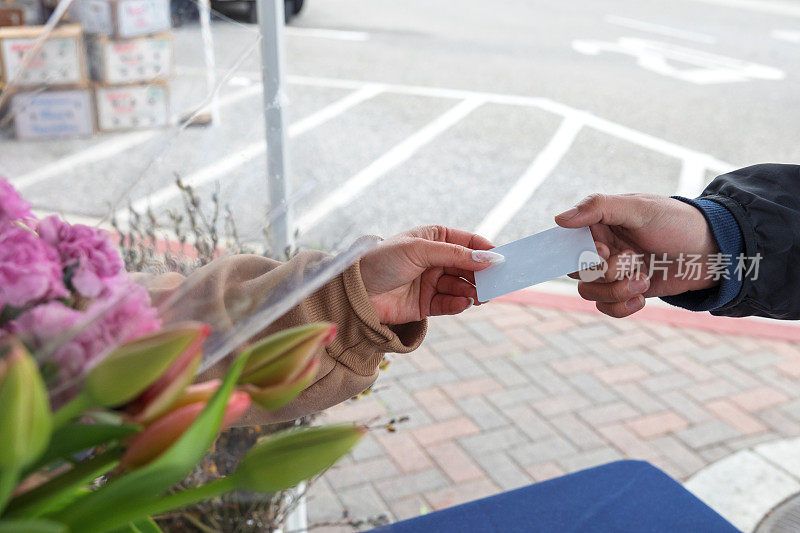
[239,323,335,387]
[127,329,209,424]
[0,338,52,469]
[235,425,365,492]
[85,322,210,408]
[120,391,250,469]
[240,357,320,410]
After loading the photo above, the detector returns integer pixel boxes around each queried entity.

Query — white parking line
[772,29,800,43]
[284,27,370,42]
[677,157,709,197]
[296,97,484,234]
[289,75,735,175]
[11,84,263,191]
[475,114,584,241]
[604,15,716,44]
[120,84,385,221]
[683,0,800,18]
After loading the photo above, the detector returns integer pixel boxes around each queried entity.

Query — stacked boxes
[72,0,172,132]
[0,0,173,139]
[0,23,94,139]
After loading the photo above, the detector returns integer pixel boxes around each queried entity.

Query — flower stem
[52,393,92,428]
[4,447,122,519]
[81,477,237,533]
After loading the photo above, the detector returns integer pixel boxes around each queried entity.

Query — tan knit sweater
[139,251,427,425]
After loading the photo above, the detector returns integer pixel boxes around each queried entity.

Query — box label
[117,0,170,38]
[70,0,114,35]
[95,84,169,131]
[12,89,94,139]
[93,35,171,84]
[1,35,83,86]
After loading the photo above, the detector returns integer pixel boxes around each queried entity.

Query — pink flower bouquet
[0,179,363,532]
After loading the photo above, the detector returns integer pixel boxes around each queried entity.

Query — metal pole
[198,0,219,123]
[256,0,293,258]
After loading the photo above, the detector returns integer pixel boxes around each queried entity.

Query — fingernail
[472,250,505,264]
[629,278,649,294]
[466,297,474,309]
[626,295,644,311]
[556,207,580,220]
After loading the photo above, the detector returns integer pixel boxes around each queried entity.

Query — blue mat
[373,460,739,532]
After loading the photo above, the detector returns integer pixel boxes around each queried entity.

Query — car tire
[246,0,258,23]
[292,0,303,14]
[284,0,294,22]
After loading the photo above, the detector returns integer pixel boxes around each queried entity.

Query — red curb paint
[498,290,800,342]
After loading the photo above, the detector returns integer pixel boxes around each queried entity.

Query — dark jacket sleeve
[698,163,800,319]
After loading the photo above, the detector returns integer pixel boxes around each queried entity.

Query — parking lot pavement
[2,0,797,251]
[309,295,800,531]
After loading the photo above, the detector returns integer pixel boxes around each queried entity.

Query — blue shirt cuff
[660,197,744,312]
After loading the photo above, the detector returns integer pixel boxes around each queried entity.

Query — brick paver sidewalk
[307,295,800,531]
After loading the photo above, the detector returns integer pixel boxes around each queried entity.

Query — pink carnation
[0,224,68,308]
[11,279,161,390]
[0,178,34,226]
[37,215,124,299]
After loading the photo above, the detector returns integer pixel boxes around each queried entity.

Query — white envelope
[475,226,601,302]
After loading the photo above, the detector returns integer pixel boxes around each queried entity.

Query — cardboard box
[0,24,86,87]
[0,7,25,27]
[11,88,94,139]
[87,32,171,84]
[69,0,170,39]
[94,82,168,131]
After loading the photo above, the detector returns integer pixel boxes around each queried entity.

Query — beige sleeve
[138,251,427,425]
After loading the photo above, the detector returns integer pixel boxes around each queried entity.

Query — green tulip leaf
[109,517,163,533]
[5,448,121,519]
[0,518,66,533]
[52,352,249,533]
[28,423,139,473]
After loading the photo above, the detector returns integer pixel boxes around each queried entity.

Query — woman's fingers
[443,267,476,284]
[596,295,645,318]
[410,239,504,272]
[430,294,474,316]
[437,275,478,300]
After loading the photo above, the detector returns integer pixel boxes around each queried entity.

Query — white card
[475,226,601,302]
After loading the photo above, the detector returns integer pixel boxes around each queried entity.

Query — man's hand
[360,225,503,325]
[556,194,719,318]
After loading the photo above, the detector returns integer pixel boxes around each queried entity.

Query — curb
[498,289,800,343]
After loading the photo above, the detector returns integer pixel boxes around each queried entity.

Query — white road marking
[475,115,584,241]
[284,27,370,41]
[684,0,800,18]
[772,29,800,43]
[677,157,710,197]
[604,15,716,44]
[572,37,785,84]
[119,84,385,221]
[295,97,484,234]
[12,131,156,190]
[11,84,263,190]
[288,75,735,174]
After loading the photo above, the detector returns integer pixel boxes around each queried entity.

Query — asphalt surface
[1,0,798,251]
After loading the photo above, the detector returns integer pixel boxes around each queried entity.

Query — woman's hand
[359,225,504,325]
[556,193,719,318]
